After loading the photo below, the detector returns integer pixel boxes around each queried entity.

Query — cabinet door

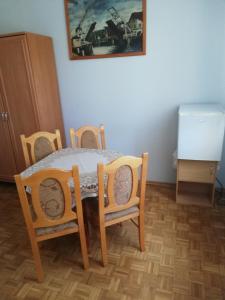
[177,160,217,183]
[26,34,65,145]
[0,35,39,174]
[0,77,17,180]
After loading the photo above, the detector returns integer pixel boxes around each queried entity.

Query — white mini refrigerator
[178,104,225,161]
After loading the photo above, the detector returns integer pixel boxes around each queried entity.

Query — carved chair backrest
[98,153,148,218]
[70,125,106,150]
[15,167,82,236]
[20,130,62,167]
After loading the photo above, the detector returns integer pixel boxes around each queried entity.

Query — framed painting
[64,0,146,60]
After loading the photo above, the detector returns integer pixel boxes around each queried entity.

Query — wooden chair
[70,125,106,150]
[20,130,62,167]
[15,167,89,282]
[97,153,148,266]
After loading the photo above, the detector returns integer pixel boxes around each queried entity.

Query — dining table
[20,147,122,199]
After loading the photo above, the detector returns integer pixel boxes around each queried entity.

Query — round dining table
[20,147,121,198]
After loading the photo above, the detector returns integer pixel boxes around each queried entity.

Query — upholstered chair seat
[105,205,139,221]
[36,220,78,236]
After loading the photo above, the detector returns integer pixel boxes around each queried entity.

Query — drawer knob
[209,167,215,176]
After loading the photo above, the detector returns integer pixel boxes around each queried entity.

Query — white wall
[0,0,225,183]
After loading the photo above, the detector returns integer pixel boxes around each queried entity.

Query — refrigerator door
[177,104,225,161]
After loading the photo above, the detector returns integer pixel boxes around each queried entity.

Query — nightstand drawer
[177,160,217,183]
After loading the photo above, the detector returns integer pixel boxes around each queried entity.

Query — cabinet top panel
[0,32,50,39]
[179,103,225,116]
[0,32,26,38]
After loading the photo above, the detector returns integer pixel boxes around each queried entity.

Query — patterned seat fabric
[113,165,132,205]
[34,137,54,162]
[81,131,98,149]
[28,178,77,236]
[36,220,78,236]
[28,179,76,220]
[105,205,139,221]
[105,165,137,220]
[39,178,65,219]
[90,165,136,221]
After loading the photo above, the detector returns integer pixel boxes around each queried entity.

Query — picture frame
[64,0,146,60]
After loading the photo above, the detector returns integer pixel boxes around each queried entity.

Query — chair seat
[87,197,139,222]
[105,205,139,221]
[36,220,78,236]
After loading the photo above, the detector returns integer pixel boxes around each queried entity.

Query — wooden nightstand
[176,159,217,207]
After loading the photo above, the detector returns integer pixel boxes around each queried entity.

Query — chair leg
[82,200,90,252]
[79,227,89,270]
[30,239,44,282]
[99,224,108,266]
[139,214,145,252]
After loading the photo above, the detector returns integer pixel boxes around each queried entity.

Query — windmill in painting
[65,0,146,59]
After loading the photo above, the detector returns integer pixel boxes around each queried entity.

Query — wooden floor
[0,182,225,300]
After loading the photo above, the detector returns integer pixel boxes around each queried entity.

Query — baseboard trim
[0,176,14,183]
[147,180,176,189]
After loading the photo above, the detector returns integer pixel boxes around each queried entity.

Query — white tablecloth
[20,147,121,198]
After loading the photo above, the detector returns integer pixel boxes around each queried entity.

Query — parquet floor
[0,182,225,300]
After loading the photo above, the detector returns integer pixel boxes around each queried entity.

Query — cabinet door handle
[4,112,8,121]
[209,167,214,176]
[1,112,8,121]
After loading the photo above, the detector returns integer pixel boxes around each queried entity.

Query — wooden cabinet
[176,159,217,207]
[0,32,65,181]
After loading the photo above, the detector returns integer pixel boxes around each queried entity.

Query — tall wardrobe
[0,32,65,181]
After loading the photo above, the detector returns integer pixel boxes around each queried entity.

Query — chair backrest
[98,153,148,217]
[70,125,106,150]
[15,167,82,235]
[20,130,62,167]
